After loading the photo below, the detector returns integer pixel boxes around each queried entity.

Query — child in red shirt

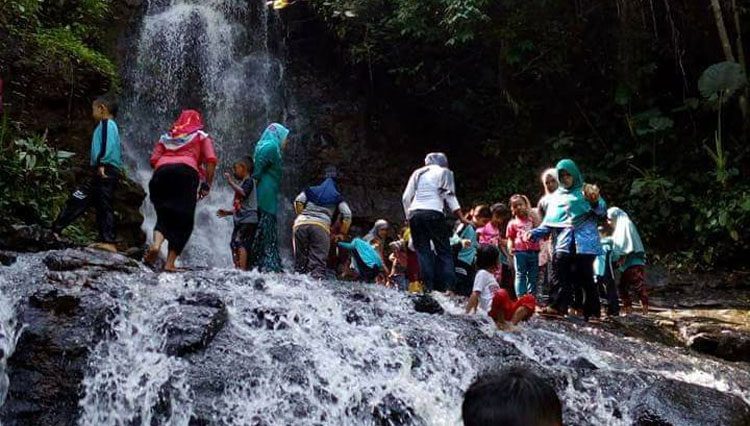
[506,194,541,297]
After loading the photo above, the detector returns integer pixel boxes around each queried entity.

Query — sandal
[539,306,564,317]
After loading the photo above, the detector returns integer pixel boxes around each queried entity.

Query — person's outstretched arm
[465,292,480,314]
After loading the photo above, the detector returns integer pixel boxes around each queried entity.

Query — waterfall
[0,280,22,410]
[121,0,286,268]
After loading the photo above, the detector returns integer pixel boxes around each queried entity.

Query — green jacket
[252,123,289,215]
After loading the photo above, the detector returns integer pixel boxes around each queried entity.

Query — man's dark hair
[94,94,119,117]
[475,245,500,270]
[491,202,509,217]
[474,205,492,219]
[462,367,562,426]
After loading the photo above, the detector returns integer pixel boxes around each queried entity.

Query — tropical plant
[0,134,75,224]
[698,61,747,185]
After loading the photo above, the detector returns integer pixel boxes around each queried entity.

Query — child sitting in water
[607,207,648,315]
[216,156,258,270]
[466,245,536,330]
[477,203,514,296]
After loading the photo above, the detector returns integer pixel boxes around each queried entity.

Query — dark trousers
[53,166,119,243]
[550,252,600,319]
[596,275,620,316]
[409,210,456,292]
[454,259,475,296]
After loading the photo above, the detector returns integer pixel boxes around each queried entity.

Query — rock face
[633,379,750,426]
[0,250,226,426]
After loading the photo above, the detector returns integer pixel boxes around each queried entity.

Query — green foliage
[0,134,75,224]
[1,0,118,88]
[35,27,118,85]
[692,186,750,267]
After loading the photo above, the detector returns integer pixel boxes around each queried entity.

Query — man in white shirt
[402,152,466,292]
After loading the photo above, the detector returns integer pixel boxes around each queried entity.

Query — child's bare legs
[145,230,165,264]
[511,306,534,325]
[237,248,248,270]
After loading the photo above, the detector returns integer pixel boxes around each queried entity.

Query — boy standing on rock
[52,95,121,252]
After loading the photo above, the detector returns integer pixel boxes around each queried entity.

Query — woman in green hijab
[528,159,607,321]
[249,123,290,272]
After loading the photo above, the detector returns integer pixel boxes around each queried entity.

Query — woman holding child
[527,159,605,321]
[146,110,217,271]
[250,123,290,273]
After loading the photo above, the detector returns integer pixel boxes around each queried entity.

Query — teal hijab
[252,123,290,215]
[607,207,645,258]
[542,159,591,228]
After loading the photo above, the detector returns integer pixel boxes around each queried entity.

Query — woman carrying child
[607,207,648,314]
[250,123,290,272]
[146,110,217,271]
[466,245,536,330]
[293,170,352,278]
[216,156,258,270]
[527,159,605,321]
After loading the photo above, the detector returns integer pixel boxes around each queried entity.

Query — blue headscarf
[305,178,343,206]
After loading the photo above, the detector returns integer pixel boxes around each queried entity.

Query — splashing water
[0,277,22,410]
[121,0,286,267]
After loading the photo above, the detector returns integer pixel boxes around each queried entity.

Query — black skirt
[149,163,199,255]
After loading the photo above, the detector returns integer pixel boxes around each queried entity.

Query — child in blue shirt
[52,95,122,252]
[338,237,387,283]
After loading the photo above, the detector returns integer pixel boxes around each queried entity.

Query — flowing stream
[0,252,748,425]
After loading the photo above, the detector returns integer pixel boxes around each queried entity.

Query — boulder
[43,248,141,273]
[0,225,71,253]
[684,325,750,362]
[163,293,228,357]
[372,394,426,426]
[412,294,443,315]
[0,252,16,267]
[633,379,750,426]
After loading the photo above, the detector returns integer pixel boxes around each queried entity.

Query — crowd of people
[52,99,650,330]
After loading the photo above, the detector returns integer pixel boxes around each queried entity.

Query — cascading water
[121,0,286,267]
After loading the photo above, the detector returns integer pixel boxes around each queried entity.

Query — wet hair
[491,203,510,218]
[94,94,119,117]
[474,205,492,219]
[235,156,254,173]
[475,245,500,271]
[462,366,563,426]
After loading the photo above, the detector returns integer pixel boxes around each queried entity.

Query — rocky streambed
[0,249,747,425]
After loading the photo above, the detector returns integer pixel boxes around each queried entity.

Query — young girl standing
[507,195,540,298]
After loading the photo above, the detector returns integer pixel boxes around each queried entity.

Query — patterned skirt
[250,210,283,273]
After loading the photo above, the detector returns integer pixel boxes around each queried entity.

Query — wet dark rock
[633,379,750,426]
[0,251,17,266]
[412,294,443,314]
[1,283,118,425]
[684,324,750,362]
[0,224,71,253]
[247,307,296,330]
[372,394,426,426]
[567,357,598,370]
[253,277,266,291]
[43,248,140,273]
[345,309,362,325]
[163,293,228,357]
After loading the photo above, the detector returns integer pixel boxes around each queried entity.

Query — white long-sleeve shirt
[402,164,461,219]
